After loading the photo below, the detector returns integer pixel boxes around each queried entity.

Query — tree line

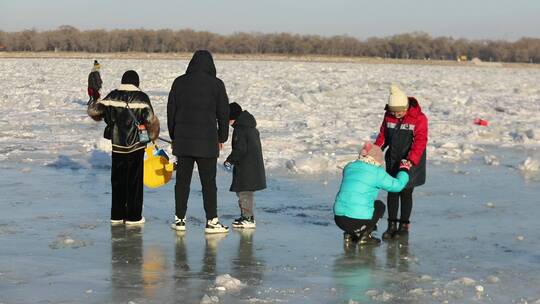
[1,26,539,63]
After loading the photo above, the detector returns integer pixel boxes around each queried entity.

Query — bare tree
[0,26,538,63]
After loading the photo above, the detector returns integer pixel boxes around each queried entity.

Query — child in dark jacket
[87,60,102,102]
[334,142,410,245]
[224,103,266,229]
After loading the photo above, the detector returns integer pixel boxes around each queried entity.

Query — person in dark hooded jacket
[224,102,266,229]
[167,50,230,234]
[374,85,428,239]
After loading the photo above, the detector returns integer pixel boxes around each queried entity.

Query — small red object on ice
[474,118,489,126]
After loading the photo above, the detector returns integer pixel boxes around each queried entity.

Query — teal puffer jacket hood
[334,160,409,219]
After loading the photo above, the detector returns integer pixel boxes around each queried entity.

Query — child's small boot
[382,219,399,240]
[395,220,410,237]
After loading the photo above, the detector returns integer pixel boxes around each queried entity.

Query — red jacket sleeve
[407,113,428,165]
[374,116,386,148]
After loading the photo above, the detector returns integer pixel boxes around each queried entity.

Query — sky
[1,0,539,40]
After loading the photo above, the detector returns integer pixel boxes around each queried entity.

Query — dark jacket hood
[233,111,256,128]
[186,50,217,76]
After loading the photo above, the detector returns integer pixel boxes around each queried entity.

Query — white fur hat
[387,85,408,112]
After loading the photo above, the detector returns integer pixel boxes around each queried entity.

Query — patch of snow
[214,274,246,292]
[453,277,476,286]
[520,157,539,172]
[2,58,540,175]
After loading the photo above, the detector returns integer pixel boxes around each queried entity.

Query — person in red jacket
[374,85,428,239]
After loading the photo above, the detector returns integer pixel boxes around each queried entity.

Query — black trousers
[335,200,386,235]
[175,156,217,220]
[387,187,414,222]
[111,149,144,221]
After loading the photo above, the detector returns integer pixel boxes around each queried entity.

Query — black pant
[387,187,414,222]
[335,200,386,235]
[111,149,144,221]
[175,156,217,220]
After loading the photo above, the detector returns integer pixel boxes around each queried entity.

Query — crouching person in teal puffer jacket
[334,142,411,246]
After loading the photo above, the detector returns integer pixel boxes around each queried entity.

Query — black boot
[358,232,381,245]
[343,232,357,250]
[395,220,410,237]
[343,232,356,243]
[382,219,398,240]
[354,226,381,246]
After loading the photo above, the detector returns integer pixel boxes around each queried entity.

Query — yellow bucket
[143,145,174,188]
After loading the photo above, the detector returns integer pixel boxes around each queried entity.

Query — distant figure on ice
[167,50,230,234]
[334,143,411,246]
[87,70,160,225]
[374,85,428,239]
[224,102,266,229]
[87,60,103,102]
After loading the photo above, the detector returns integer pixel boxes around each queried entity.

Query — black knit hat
[121,70,139,87]
[229,102,242,120]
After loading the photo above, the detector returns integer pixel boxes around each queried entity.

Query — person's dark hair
[229,102,242,120]
[121,70,140,87]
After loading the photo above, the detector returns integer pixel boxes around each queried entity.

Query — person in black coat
[224,103,266,229]
[87,60,103,101]
[88,70,160,225]
[167,50,230,234]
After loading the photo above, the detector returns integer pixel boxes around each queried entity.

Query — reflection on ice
[333,244,378,303]
[384,236,411,273]
[1,143,540,303]
[110,225,145,302]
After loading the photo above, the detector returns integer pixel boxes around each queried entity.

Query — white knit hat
[387,85,408,112]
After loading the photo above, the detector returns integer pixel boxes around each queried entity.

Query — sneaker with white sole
[232,216,256,229]
[110,219,124,225]
[171,216,186,231]
[205,217,229,234]
[125,217,145,226]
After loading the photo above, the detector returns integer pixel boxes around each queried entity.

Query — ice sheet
[1,58,539,174]
[0,152,539,303]
[1,58,539,303]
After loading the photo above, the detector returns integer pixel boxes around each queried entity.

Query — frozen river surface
[0,58,539,303]
[1,152,539,304]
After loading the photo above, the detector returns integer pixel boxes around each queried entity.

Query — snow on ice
[0,58,539,175]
